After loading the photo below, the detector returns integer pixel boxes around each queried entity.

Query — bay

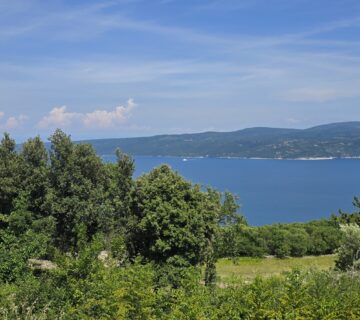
[102,155,360,226]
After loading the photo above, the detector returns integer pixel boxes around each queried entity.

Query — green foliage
[110,234,127,262]
[106,148,135,233]
[45,130,113,251]
[0,133,21,215]
[219,191,243,226]
[336,224,360,271]
[216,219,341,259]
[18,136,49,217]
[2,255,359,320]
[0,229,50,283]
[333,200,360,271]
[216,223,266,258]
[113,261,157,320]
[127,165,219,269]
[1,130,360,318]
[333,197,360,226]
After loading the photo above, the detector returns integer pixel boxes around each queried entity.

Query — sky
[1,0,360,141]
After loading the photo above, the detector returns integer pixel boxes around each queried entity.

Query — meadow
[216,255,336,282]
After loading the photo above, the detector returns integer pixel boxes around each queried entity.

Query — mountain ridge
[69,121,360,158]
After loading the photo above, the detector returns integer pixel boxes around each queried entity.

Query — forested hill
[81,121,360,158]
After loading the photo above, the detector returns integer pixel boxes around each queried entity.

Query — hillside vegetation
[1,130,360,319]
[79,121,360,158]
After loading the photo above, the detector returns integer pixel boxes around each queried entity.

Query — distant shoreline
[101,154,360,161]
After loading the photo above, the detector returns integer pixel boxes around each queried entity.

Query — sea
[102,155,360,226]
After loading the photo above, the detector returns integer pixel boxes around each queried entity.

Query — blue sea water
[102,156,360,226]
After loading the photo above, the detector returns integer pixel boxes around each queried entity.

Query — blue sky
[1,0,360,141]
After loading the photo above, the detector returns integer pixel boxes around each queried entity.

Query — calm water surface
[102,156,360,226]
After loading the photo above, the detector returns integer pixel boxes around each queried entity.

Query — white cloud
[37,99,136,129]
[83,98,136,128]
[4,114,27,129]
[37,106,81,129]
[0,113,27,130]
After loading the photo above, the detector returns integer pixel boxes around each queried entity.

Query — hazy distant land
[76,121,360,159]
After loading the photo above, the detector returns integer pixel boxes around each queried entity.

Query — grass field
[216,255,336,283]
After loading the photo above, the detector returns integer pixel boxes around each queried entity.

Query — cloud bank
[37,99,136,129]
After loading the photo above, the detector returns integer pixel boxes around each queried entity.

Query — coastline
[102,154,360,161]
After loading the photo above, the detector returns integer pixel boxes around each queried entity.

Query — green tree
[287,228,309,257]
[127,165,219,284]
[333,197,360,226]
[335,224,360,271]
[266,226,291,258]
[0,133,20,215]
[106,149,135,233]
[45,129,109,251]
[18,136,49,217]
[219,191,245,226]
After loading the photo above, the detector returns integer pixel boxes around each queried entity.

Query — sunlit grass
[216,255,336,283]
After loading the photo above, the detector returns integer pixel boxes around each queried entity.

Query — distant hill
[79,121,360,159]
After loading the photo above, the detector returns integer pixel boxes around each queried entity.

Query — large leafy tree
[106,149,135,233]
[336,224,360,271]
[0,133,21,215]
[127,165,220,283]
[17,136,49,217]
[0,136,54,283]
[334,197,360,270]
[45,129,110,251]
